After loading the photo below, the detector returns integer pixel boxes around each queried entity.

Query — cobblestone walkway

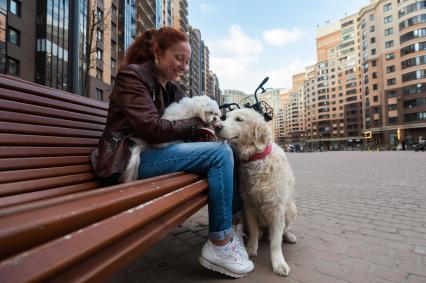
[109,151,426,283]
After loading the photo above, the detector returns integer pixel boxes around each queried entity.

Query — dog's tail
[120,137,149,183]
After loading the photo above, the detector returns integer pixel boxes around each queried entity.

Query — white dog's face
[193,96,221,124]
[216,108,271,151]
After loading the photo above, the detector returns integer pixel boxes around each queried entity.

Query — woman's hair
[123,27,189,66]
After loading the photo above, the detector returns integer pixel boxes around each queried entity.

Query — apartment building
[1,0,119,101]
[302,15,364,150]
[136,0,156,33]
[360,0,426,148]
[188,26,201,97]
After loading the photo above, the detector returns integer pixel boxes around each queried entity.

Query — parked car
[413,140,426,151]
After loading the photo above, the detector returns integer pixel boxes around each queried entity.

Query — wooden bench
[0,74,208,283]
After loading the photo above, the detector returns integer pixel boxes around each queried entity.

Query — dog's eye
[235,117,243,122]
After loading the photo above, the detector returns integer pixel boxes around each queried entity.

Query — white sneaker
[233,223,249,259]
[198,238,254,278]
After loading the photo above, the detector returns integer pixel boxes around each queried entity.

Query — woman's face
[155,41,191,83]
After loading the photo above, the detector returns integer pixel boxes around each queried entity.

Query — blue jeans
[138,142,242,241]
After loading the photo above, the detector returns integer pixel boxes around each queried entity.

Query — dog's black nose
[220,115,226,121]
[213,123,223,132]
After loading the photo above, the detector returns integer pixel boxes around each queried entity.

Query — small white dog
[121,95,221,183]
[215,108,297,276]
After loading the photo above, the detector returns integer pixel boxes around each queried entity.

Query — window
[111,76,116,86]
[372,60,377,67]
[8,27,20,46]
[112,22,117,34]
[388,78,396,85]
[7,57,19,75]
[386,53,395,60]
[384,28,393,36]
[384,15,392,24]
[111,4,117,16]
[388,91,397,98]
[96,8,104,22]
[386,65,395,73]
[388,104,397,110]
[370,26,375,32]
[96,88,103,101]
[372,48,376,55]
[373,96,379,102]
[385,40,394,48]
[9,0,21,16]
[369,14,375,21]
[402,55,426,69]
[96,48,103,60]
[389,117,398,124]
[383,3,392,12]
[400,28,426,44]
[111,58,116,70]
[96,28,103,41]
[402,69,426,82]
[96,68,103,80]
[373,84,378,90]
[371,37,376,44]
[401,41,426,56]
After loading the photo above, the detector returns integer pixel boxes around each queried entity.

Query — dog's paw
[246,242,258,257]
[272,260,291,276]
[283,232,297,244]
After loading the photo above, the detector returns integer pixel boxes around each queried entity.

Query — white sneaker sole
[198,255,252,278]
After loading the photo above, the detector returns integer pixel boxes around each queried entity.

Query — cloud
[208,25,314,93]
[262,28,306,47]
[208,25,263,92]
[266,58,315,90]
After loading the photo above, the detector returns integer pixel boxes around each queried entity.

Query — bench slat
[0,172,97,197]
[0,156,90,171]
[0,146,95,158]
[0,164,92,184]
[0,181,207,283]
[0,99,107,124]
[0,74,108,111]
[0,181,102,209]
[51,195,208,283]
[0,110,105,131]
[0,175,204,259]
[0,87,107,117]
[0,134,99,146]
[0,172,185,213]
[0,121,103,138]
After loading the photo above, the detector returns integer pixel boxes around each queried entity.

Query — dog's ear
[253,121,271,151]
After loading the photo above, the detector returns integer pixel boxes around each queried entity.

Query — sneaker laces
[233,224,245,247]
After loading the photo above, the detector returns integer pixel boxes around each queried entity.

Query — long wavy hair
[123,27,189,67]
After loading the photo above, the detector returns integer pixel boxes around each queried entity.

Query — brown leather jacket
[91,62,202,179]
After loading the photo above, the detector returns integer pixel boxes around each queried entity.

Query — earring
[155,58,159,64]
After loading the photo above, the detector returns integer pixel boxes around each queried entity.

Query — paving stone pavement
[109,151,426,283]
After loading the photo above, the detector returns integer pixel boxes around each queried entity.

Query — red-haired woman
[91,27,253,278]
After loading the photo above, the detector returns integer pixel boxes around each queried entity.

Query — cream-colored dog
[121,95,221,183]
[215,108,297,276]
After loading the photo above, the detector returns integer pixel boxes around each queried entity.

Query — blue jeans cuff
[208,227,233,241]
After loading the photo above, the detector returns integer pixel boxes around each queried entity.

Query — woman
[91,27,253,278]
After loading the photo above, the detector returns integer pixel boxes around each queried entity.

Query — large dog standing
[215,108,297,276]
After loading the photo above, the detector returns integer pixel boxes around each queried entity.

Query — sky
[188,0,371,94]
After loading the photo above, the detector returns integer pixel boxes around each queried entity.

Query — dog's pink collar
[247,144,272,162]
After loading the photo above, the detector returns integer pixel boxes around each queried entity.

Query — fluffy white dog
[121,95,221,183]
[215,108,297,276]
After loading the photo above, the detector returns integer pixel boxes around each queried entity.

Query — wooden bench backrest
[0,74,108,207]
[0,75,209,283]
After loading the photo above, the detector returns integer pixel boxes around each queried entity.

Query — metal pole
[71,0,80,95]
